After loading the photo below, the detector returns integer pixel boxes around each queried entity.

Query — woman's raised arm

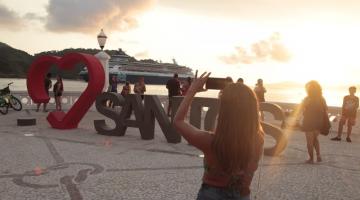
[173,72,212,151]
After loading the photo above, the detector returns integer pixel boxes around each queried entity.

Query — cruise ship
[79,54,194,84]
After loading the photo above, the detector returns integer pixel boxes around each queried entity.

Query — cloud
[0,4,23,30]
[159,0,360,21]
[220,33,291,65]
[23,13,46,22]
[45,0,155,33]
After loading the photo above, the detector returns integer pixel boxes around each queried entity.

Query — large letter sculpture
[259,103,288,156]
[171,97,288,156]
[94,94,288,155]
[95,94,181,143]
[27,53,105,129]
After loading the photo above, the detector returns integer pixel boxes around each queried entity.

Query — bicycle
[0,82,22,115]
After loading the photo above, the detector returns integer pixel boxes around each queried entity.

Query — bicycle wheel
[0,105,8,115]
[9,96,22,111]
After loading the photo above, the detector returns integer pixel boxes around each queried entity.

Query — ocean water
[0,78,351,107]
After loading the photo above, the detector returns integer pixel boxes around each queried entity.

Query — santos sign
[94,93,288,156]
[27,53,287,156]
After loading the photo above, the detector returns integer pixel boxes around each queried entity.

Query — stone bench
[17,117,36,126]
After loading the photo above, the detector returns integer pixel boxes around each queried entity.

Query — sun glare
[284,23,360,85]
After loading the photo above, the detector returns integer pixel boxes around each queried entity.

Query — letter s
[94,92,125,136]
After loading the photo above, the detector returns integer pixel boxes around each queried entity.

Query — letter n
[143,95,181,143]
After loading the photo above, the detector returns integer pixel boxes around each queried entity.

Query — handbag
[320,102,331,136]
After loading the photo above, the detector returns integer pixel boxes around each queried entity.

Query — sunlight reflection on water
[0,78,351,107]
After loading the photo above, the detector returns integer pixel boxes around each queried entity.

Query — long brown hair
[305,80,322,99]
[212,83,263,175]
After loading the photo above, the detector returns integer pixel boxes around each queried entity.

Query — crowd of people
[108,76,147,98]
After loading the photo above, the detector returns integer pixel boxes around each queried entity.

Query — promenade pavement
[0,109,359,200]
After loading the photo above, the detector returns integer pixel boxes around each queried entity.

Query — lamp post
[97,29,107,50]
[95,29,111,92]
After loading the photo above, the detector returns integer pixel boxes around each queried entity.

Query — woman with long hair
[174,72,264,200]
[301,80,327,164]
[53,75,63,111]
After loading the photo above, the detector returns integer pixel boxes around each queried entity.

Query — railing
[12,91,170,111]
[12,91,345,118]
[12,91,87,110]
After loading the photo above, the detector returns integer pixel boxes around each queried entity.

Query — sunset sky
[1,0,360,85]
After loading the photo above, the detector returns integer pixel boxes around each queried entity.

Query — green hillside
[0,42,33,78]
[0,42,140,79]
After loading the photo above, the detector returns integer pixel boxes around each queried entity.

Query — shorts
[54,92,62,97]
[197,184,250,200]
[340,115,356,126]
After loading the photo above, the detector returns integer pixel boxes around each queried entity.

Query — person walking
[174,72,264,200]
[331,86,359,142]
[300,80,327,163]
[166,73,181,116]
[36,73,52,112]
[53,75,64,111]
[134,77,146,99]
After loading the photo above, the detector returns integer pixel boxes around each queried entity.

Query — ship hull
[79,72,189,85]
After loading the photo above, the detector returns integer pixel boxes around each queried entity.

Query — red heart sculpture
[27,53,105,129]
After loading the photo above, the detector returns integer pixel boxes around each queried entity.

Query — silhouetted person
[300,80,327,164]
[237,78,244,84]
[254,79,266,120]
[166,73,181,116]
[53,75,63,111]
[254,79,266,102]
[331,86,359,142]
[36,73,52,112]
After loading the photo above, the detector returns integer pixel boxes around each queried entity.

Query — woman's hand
[173,71,213,151]
[188,71,211,94]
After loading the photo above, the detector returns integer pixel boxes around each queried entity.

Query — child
[331,86,359,142]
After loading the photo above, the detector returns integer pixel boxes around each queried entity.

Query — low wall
[271,101,347,116]
[12,91,169,111]
[13,91,348,116]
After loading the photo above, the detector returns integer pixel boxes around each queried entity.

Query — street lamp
[95,29,111,92]
[97,29,107,50]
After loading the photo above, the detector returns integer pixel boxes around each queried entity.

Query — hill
[33,48,137,79]
[0,42,33,78]
[0,42,145,79]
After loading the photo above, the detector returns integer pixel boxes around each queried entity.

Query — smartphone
[206,77,233,90]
